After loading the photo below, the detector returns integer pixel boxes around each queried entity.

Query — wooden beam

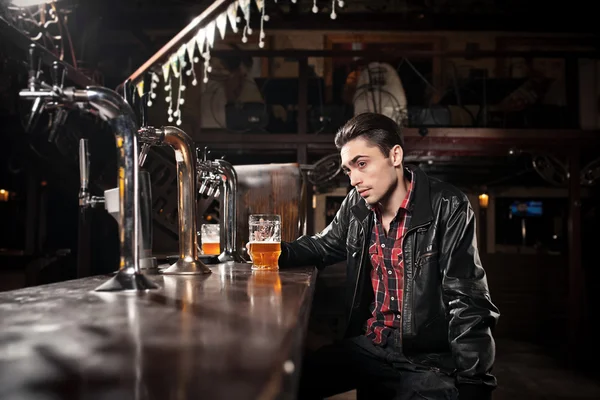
[262,13,598,34]
[207,49,600,59]
[195,128,600,155]
[101,12,598,35]
[198,128,600,143]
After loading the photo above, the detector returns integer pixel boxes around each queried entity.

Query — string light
[141,0,349,125]
[202,40,212,84]
[186,38,199,86]
[258,0,267,48]
[241,0,252,43]
[147,72,159,107]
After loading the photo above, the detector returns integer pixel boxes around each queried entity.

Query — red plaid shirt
[365,170,414,346]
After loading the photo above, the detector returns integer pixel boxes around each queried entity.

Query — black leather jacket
[279,164,500,395]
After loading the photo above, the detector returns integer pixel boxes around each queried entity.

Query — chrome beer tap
[20,45,159,291]
[138,126,211,275]
[78,139,106,209]
[197,148,244,263]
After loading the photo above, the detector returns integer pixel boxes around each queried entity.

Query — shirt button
[396,314,401,319]
[391,296,395,301]
[388,270,392,275]
[381,244,386,248]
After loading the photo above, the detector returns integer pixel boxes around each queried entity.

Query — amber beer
[248,241,281,270]
[202,242,220,255]
[200,224,220,255]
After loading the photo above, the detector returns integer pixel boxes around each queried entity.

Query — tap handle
[48,107,68,143]
[206,182,215,197]
[203,146,210,161]
[198,180,208,195]
[28,44,39,89]
[79,138,90,192]
[139,143,151,167]
[51,61,65,89]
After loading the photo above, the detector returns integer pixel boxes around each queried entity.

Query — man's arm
[279,192,353,269]
[439,197,500,400]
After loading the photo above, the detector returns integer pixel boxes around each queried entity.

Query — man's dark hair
[334,113,404,158]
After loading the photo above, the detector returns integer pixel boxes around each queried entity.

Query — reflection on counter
[248,270,283,323]
[0,263,316,399]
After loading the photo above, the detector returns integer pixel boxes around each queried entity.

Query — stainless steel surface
[78,139,105,208]
[104,171,158,271]
[138,126,210,275]
[20,82,159,292]
[0,263,317,400]
[78,138,90,207]
[197,156,245,263]
[138,171,158,270]
[18,89,60,99]
[215,159,244,263]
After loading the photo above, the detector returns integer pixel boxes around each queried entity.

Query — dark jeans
[298,331,458,400]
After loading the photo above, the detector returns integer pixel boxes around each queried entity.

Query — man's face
[340,137,402,206]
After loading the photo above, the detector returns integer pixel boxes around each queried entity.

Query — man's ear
[390,145,403,167]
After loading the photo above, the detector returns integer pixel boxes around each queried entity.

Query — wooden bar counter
[0,263,317,400]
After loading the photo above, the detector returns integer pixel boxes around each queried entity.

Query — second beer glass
[200,224,220,255]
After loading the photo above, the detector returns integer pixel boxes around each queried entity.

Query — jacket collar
[405,164,434,228]
[349,164,433,228]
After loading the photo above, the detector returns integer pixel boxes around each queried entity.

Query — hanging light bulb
[147,72,159,107]
[479,193,489,209]
[165,76,174,122]
[259,0,268,49]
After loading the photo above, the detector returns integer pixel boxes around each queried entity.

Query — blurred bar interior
[0,0,599,398]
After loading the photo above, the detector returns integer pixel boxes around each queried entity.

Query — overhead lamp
[478,193,489,209]
[0,189,9,202]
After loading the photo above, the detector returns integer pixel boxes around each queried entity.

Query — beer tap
[24,44,49,133]
[205,181,216,198]
[19,45,159,292]
[79,137,157,273]
[78,138,105,209]
[47,61,69,143]
[198,179,208,196]
[138,126,211,275]
[197,149,244,263]
[76,138,104,278]
[138,143,151,167]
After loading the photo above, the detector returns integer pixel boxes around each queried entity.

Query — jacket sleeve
[278,192,352,269]
[439,197,500,393]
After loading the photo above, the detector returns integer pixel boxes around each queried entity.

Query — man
[279,113,500,400]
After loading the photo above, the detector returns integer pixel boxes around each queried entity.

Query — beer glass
[248,214,281,270]
[200,224,220,255]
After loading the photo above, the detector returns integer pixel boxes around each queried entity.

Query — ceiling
[1,0,598,192]
[3,0,595,88]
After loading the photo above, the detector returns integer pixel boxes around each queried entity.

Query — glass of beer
[248,214,281,270]
[200,224,220,255]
